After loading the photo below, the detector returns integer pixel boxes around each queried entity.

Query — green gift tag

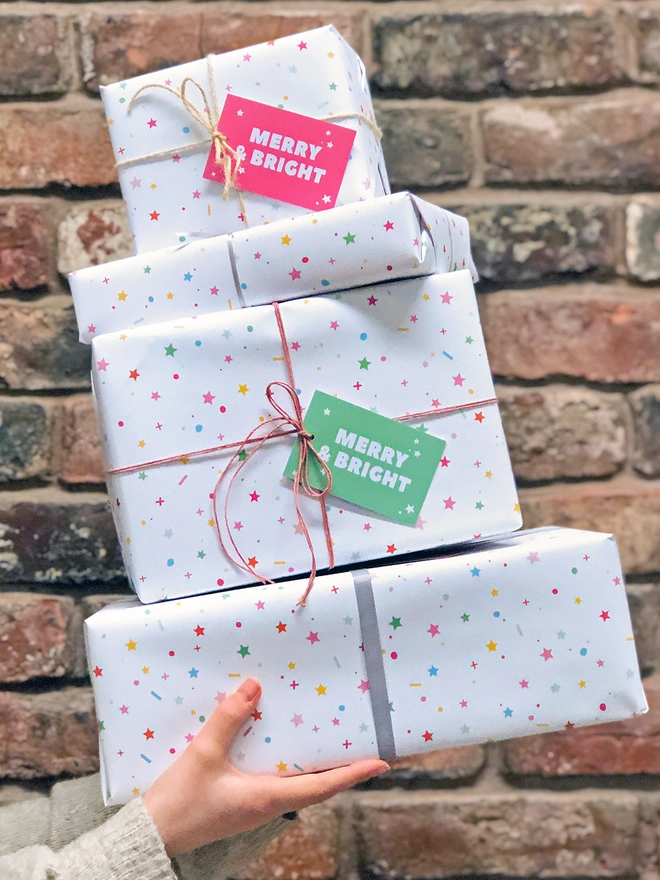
[283,391,446,526]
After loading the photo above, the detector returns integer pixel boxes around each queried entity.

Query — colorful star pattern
[87,528,644,805]
[90,271,520,602]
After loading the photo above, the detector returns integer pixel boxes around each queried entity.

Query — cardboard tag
[203,95,356,211]
[284,391,446,526]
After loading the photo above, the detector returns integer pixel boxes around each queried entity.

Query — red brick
[387,746,486,780]
[520,476,660,576]
[0,488,124,585]
[373,8,622,95]
[0,14,74,96]
[480,285,660,383]
[627,584,660,676]
[81,9,202,92]
[0,202,49,292]
[0,99,116,190]
[0,399,55,482]
[497,385,627,482]
[375,99,474,188]
[482,89,660,188]
[58,201,133,276]
[0,687,98,778]
[355,790,639,877]
[234,803,338,880]
[0,296,90,391]
[0,594,76,684]
[200,9,363,59]
[503,675,660,776]
[60,394,105,485]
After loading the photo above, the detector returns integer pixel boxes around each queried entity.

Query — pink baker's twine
[106,300,498,605]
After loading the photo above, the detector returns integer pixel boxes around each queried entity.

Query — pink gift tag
[203,94,356,211]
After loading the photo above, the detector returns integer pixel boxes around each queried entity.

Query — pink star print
[256,600,265,610]
[203,391,215,404]
[367,295,378,306]
[460,699,468,708]
[289,268,301,280]
[192,190,201,199]
[440,456,450,467]
[597,659,605,667]
[452,374,465,386]
[147,118,157,128]
[600,610,610,621]
[130,177,141,189]
[443,497,456,510]
[214,692,226,703]
[519,679,529,689]
[185,733,195,743]
[249,491,260,502]
[527,552,539,564]
[96,358,109,372]
[307,631,320,645]
[427,624,440,637]
[87,324,96,334]
[330,321,339,330]
[151,391,160,401]
[210,286,219,296]
[441,291,453,304]
[332,717,340,726]
[291,341,301,351]
[384,221,394,231]
[291,713,304,727]
[357,680,370,693]
[298,41,308,50]
[233,521,243,531]
[254,252,261,260]
[119,705,129,714]
[540,647,554,661]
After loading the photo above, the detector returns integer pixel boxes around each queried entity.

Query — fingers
[194,678,261,760]
[267,759,389,813]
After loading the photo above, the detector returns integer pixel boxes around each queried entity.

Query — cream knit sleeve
[0,774,288,880]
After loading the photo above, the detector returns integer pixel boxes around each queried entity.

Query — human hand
[143,678,389,857]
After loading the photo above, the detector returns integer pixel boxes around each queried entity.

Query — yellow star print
[288,661,296,670]
[491,589,499,597]
[281,235,291,245]
[575,596,582,605]
[207,519,215,527]
[579,680,586,688]
[126,639,137,651]
[486,640,498,652]
[117,290,127,301]
[238,383,249,395]
[142,666,149,674]
[276,761,287,772]
[315,684,327,695]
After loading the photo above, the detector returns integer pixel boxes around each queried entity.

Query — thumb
[195,678,261,759]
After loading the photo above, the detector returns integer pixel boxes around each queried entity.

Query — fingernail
[370,762,390,777]
[238,678,260,701]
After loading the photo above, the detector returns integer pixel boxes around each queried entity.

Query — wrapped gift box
[91,269,521,603]
[86,527,648,805]
[101,26,389,254]
[70,194,475,344]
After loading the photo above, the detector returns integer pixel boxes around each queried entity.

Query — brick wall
[2,1,660,876]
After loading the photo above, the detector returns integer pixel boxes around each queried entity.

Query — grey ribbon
[226,238,247,308]
[352,569,396,761]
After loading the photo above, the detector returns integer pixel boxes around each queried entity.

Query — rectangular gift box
[69,193,475,344]
[86,527,648,806]
[101,26,389,254]
[91,269,521,603]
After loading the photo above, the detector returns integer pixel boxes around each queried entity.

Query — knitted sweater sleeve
[0,774,288,880]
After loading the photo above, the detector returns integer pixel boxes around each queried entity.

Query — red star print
[384,221,394,231]
[276,621,287,633]
[367,295,378,306]
[252,710,263,721]
[93,666,103,677]
[440,456,450,467]
[474,412,485,423]
[194,625,205,637]
[422,730,433,742]
[386,544,397,554]
[144,728,155,740]
[129,369,140,380]
[600,610,610,621]
[249,491,260,502]
[247,556,258,567]
[149,210,160,221]
[564,721,575,729]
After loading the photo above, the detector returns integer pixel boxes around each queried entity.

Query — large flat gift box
[91,269,521,603]
[69,193,475,344]
[86,527,648,806]
[101,26,389,254]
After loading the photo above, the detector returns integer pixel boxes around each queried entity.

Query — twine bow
[126,71,242,200]
[213,379,334,607]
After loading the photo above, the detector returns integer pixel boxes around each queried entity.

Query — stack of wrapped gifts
[70,25,647,805]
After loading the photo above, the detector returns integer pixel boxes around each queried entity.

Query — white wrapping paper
[101,26,389,254]
[91,270,521,602]
[70,194,475,344]
[86,527,648,805]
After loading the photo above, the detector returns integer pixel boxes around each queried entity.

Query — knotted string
[124,71,241,201]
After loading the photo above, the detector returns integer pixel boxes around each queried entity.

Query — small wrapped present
[69,193,475,344]
[101,26,389,254]
[91,269,521,603]
[86,527,648,806]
